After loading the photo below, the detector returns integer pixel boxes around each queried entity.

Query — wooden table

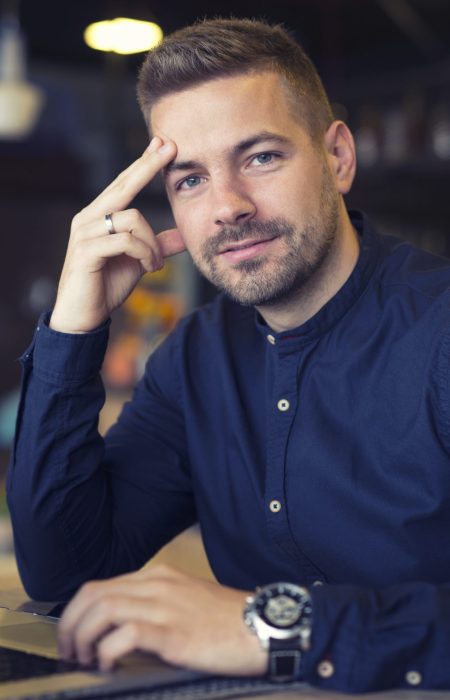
[1,551,449,699]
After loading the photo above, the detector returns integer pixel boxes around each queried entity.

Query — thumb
[157,228,187,258]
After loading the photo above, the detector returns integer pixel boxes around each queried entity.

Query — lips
[218,236,278,264]
[218,236,277,254]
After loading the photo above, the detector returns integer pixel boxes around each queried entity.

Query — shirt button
[312,580,324,586]
[277,399,290,412]
[405,671,422,686]
[317,660,334,678]
[267,334,276,345]
[269,499,282,513]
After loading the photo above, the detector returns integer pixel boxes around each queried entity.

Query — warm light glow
[84,17,163,55]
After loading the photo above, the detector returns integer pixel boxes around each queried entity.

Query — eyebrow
[163,131,291,178]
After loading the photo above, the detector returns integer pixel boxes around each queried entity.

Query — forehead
[150,71,310,158]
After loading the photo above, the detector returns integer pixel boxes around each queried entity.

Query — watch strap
[268,637,302,682]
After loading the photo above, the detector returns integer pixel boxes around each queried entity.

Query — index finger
[58,577,139,659]
[84,137,177,223]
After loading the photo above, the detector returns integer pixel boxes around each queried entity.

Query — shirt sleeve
[7,313,196,602]
[300,581,450,692]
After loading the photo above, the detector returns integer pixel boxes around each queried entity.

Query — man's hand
[50,137,186,334]
[58,565,268,676]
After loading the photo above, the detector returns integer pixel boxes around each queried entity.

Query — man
[7,18,450,693]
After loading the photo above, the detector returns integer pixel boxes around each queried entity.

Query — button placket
[263,337,328,579]
[264,349,299,552]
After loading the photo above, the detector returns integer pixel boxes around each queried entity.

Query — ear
[324,121,356,195]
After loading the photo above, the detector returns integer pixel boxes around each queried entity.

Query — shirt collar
[254,210,381,351]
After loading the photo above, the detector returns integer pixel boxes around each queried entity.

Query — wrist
[243,582,312,682]
[49,309,107,335]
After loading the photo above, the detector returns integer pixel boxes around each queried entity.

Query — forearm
[7,316,197,601]
[7,317,117,600]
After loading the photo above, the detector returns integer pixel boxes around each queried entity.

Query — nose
[212,179,256,227]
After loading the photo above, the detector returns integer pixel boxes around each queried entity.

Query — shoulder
[375,231,450,302]
[350,214,450,355]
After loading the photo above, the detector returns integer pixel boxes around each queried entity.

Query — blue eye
[179,175,202,190]
[254,153,273,164]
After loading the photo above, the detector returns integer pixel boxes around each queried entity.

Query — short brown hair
[137,17,334,141]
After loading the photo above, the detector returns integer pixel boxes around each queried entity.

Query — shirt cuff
[22,311,110,384]
[301,584,359,690]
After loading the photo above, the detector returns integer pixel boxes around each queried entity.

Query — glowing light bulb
[84,17,163,55]
[0,16,45,139]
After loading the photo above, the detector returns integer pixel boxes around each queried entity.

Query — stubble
[192,162,340,308]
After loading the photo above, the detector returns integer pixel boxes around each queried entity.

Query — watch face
[255,583,312,631]
[264,595,301,627]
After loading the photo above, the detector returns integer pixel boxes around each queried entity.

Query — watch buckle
[268,649,301,683]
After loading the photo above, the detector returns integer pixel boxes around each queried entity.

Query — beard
[191,163,340,308]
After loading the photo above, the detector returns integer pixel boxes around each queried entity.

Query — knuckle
[128,208,142,224]
[80,580,100,601]
[96,596,114,617]
[150,563,173,577]
[160,633,185,666]
[115,180,128,197]
[123,621,141,645]
[71,207,90,232]
[114,171,127,186]
[71,211,84,229]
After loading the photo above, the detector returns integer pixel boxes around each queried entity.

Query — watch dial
[263,595,301,627]
[255,584,312,631]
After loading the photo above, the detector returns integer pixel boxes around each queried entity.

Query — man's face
[151,71,341,308]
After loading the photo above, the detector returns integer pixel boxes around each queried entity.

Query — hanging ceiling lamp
[0,4,45,139]
[84,17,163,55]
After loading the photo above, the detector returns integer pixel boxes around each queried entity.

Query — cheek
[273,171,322,218]
[171,204,205,252]
[251,168,310,207]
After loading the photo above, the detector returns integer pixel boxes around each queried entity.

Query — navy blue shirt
[8,211,450,691]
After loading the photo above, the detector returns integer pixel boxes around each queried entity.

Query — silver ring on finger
[105,213,116,235]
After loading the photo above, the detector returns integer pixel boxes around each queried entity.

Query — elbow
[16,561,78,604]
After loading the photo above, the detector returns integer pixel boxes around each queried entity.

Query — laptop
[0,607,288,700]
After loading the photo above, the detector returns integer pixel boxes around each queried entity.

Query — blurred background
[0,0,449,566]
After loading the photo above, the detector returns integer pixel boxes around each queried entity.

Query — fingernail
[158,143,172,154]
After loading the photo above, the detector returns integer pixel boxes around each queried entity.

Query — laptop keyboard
[0,646,304,700]
[19,677,298,700]
[95,678,304,700]
[0,645,83,682]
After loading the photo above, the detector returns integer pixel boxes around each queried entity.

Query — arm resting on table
[7,314,196,601]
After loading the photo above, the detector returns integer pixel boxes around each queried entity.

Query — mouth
[218,236,278,264]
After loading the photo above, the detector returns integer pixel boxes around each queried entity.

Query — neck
[256,207,360,333]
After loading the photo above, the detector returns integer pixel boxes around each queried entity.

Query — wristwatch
[243,582,312,682]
